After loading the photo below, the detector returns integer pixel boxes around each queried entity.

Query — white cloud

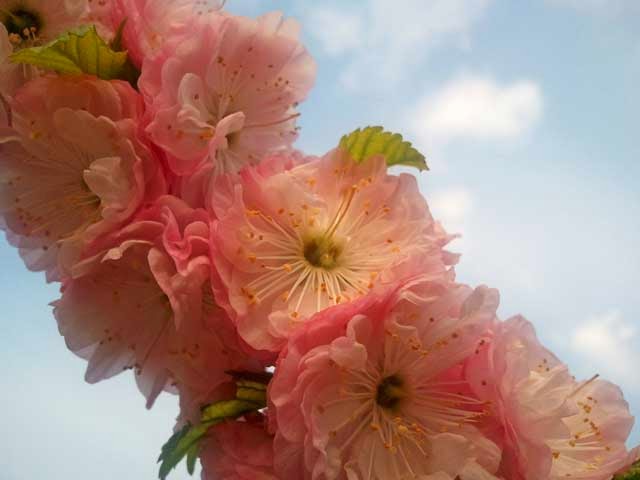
[570,310,640,391]
[429,187,473,233]
[423,187,474,256]
[409,74,543,145]
[304,9,364,56]
[434,195,543,292]
[300,0,491,90]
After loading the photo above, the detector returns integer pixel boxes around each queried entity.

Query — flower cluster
[0,1,637,479]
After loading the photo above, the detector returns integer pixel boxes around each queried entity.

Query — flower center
[303,235,342,270]
[376,374,407,411]
[2,8,42,40]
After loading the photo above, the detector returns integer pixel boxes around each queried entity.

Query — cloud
[408,74,543,145]
[304,9,364,56]
[425,186,542,292]
[428,187,473,255]
[570,310,640,391]
[429,187,473,233]
[300,0,491,90]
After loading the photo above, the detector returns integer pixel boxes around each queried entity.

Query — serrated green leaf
[10,25,137,83]
[339,126,428,171]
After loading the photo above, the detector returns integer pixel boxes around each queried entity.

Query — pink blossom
[140,11,315,176]
[0,75,165,281]
[210,149,457,352]
[200,418,277,480]
[82,0,117,39]
[547,379,636,479]
[0,0,86,43]
[0,0,87,95]
[466,316,636,480]
[53,196,245,407]
[110,0,225,67]
[173,327,267,424]
[269,275,501,479]
[177,148,306,210]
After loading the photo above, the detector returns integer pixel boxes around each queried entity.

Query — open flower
[210,149,457,351]
[269,276,501,479]
[110,0,225,66]
[0,75,165,280]
[200,418,277,480]
[140,11,315,176]
[466,317,637,480]
[547,378,636,479]
[0,0,86,41]
[53,196,247,407]
[0,0,87,95]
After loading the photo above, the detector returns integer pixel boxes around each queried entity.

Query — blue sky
[1,1,639,478]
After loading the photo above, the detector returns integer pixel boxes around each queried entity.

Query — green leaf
[158,422,211,480]
[158,424,190,463]
[200,398,263,423]
[158,399,266,480]
[186,443,199,476]
[615,459,640,480]
[10,25,137,83]
[339,126,428,171]
[157,372,271,480]
[236,379,268,405]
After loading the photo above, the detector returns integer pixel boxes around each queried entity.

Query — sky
[1,1,639,479]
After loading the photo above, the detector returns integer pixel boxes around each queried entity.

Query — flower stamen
[376,374,408,411]
[1,8,41,42]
